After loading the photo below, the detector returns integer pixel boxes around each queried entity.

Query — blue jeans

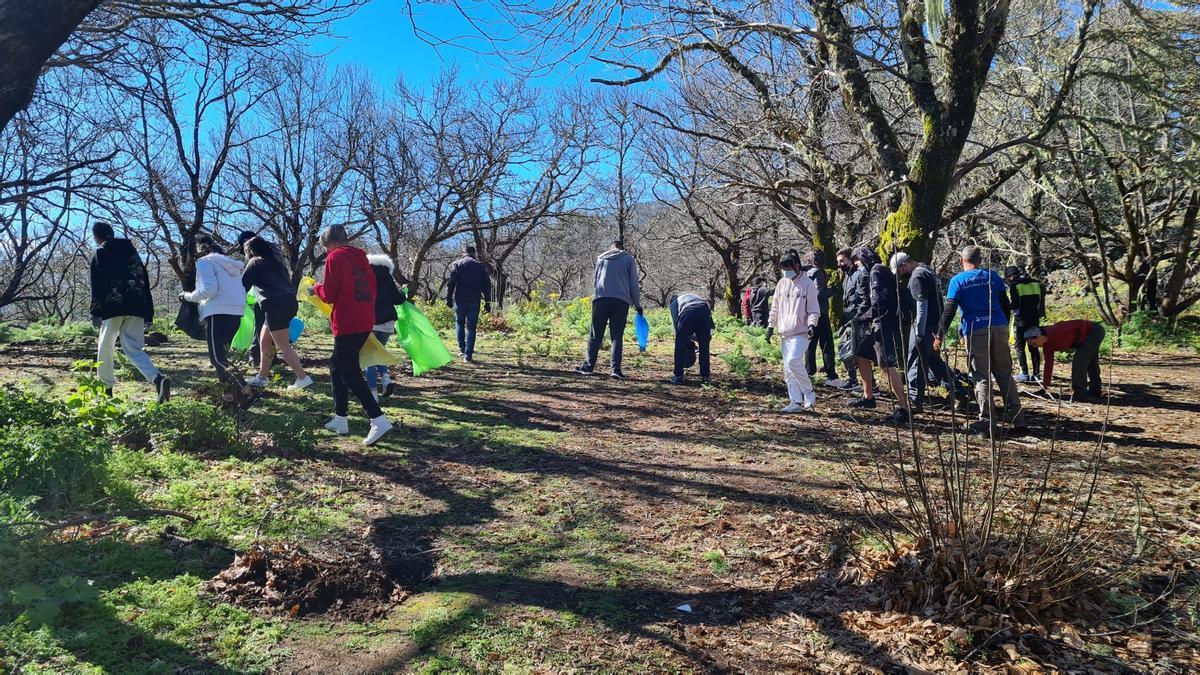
[455,302,480,357]
[365,330,392,389]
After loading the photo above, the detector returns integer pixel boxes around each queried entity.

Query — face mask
[783,270,797,279]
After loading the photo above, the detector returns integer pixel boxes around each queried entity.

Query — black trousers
[805,313,838,379]
[584,297,630,372]
[205,314,245,387]
[1014,322,1041,376]
[674,309,712,378]
[332,332,383,419]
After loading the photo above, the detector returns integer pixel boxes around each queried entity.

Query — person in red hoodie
[1023,320,1106,402]
[310,225,394,445]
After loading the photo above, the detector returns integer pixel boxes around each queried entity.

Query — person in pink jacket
[766,254,822,412]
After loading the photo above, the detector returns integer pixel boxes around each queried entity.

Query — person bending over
[1024,320,1105,402]
[669,292,714,385]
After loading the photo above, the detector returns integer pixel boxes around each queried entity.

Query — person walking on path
[748,276,772,328]
[181,235,250,394]
[833,248,863,392]
[848,248,912,422]
[891,252,953,409]
[90,221,170,402]
[310,225,394,446]
[766,255,821,412]
[803,249,840,384]
[576,240,642,379]
[935,245,1026,434]
[1004,265,1047,383]
[1023,320,1106,402]
[669,292,714,385]
[366,254,407,396]
[445,245,491,363]
[241,236,311,390]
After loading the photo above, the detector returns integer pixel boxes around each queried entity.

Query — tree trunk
[1160,189,1199,318]
[0,0,99,132]
[878,137,960,264]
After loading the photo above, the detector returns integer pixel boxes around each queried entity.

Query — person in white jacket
[180,235,249,392]
[766,254,821,412]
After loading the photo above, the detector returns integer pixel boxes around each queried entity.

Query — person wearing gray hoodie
[576,240,642,379]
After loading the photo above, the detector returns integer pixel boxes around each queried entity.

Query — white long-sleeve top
[183,253,246,320]
[768,274,820,338]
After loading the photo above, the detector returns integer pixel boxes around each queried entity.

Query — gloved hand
[635,306,644,315]
[933,336,943,353]
[484,302,492,314]
[807,326,814,340]
[91,315,102,330]
[306,286,316,296]
[446,299,454,309]
[178,292,188,303]
[765,327,774,342]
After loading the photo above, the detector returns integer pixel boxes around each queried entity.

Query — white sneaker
[247,374,270,388]
[323,416,349,435]
[1014,373,1030,383]
[288,376,313,391]
[780,402,804,413]
[364,416,393,446]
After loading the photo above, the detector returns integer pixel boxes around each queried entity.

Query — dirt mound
[204,541,408,620]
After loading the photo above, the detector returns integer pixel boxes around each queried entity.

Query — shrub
[0,385,68,428]
[561,297,593,337]
[719,344,754,379]
[0,425,109,509]
[121,399,239,455]
[296,299,331,335]
[9,320,97,344]
[1119,310,1200,353]
[418,298,455,333]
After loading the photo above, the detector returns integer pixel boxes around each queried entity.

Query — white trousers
[97,316,160,387]
[782,334,815,406]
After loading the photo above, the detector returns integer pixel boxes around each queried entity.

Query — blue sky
[307,1,601,90]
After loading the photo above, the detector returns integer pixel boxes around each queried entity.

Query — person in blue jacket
[669,292,713,385]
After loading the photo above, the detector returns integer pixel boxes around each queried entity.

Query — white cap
[889,252,911,274]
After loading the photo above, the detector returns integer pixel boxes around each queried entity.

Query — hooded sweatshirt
[446,254,491,306]
[314,245,376,335]
[90,238,155,321]
[768,273,821,338]
[593,248,641,307]
[183,253,247,320]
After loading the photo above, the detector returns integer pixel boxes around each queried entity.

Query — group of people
[728,244,1107,432]
[90,222,399,446]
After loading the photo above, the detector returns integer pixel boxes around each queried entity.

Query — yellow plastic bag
[298,277,400,369]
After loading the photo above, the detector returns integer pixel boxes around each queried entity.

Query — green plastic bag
[394,302,453,376]
[231,292,257,351]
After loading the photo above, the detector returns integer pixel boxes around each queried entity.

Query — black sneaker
[700,377,711,386]
[104,387,114,398]
[384,382,398,397]
[610,371,627,381]
[670,375,685,385]
[887,408,910,423]
[154,374,171,404]
[847,397,876,409]
[966,419,993,436]
[574,365,594,376]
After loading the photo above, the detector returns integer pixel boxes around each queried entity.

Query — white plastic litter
[675,604,693,613]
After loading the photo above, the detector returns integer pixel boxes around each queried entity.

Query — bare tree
[231,54,369,283]
[0,0,362,133]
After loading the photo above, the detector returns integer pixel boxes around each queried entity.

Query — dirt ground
[4,335,1199,672]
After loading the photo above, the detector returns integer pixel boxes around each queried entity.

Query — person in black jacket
[1005,265,1047,382]
[242,236,310,390]
[803,249,840,384]
[366,254,408,396]
[446,245,492,363]
[90,222,170,402]
[849,247,911,421]
[669,292,714,385]
[892,252,953,408]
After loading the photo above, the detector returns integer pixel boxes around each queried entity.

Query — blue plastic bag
[635,313,650,351]
[288,317,305,343]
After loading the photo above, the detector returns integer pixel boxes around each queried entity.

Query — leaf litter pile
[203,541,408,620]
